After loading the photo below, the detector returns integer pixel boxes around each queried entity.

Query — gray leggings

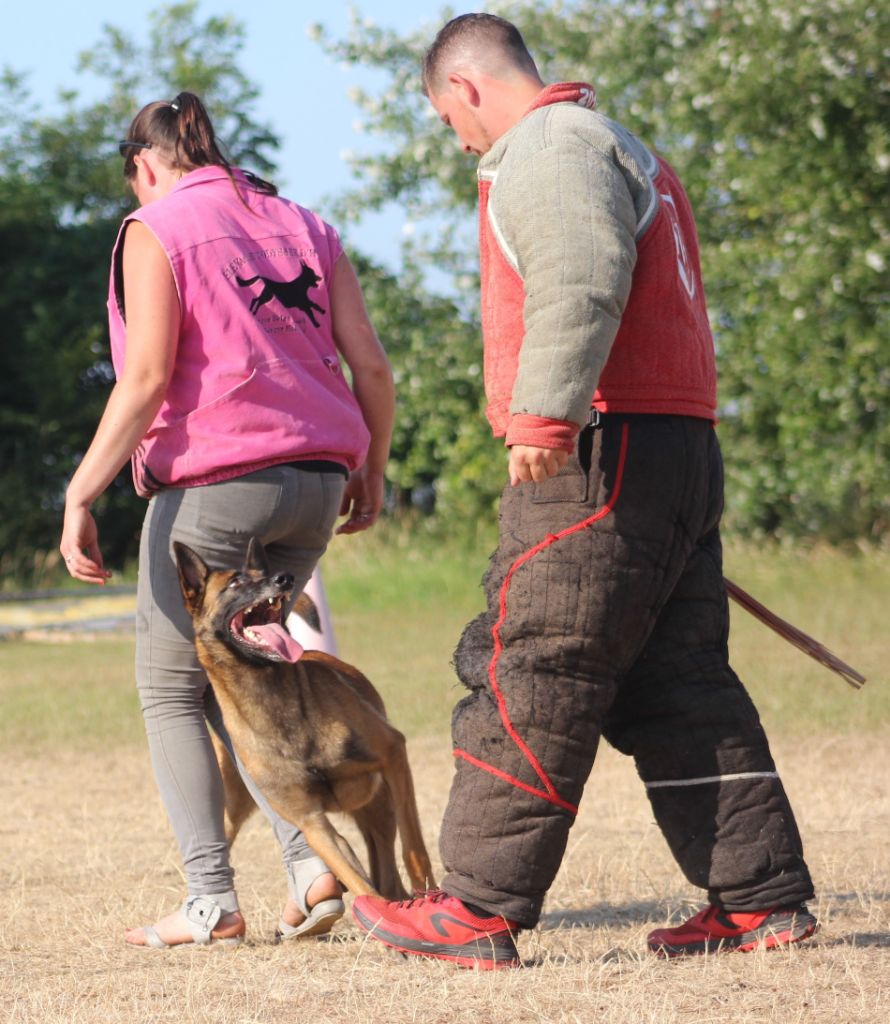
[135,464,345,896]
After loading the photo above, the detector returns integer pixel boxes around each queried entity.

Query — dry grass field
[1,538,888,1023]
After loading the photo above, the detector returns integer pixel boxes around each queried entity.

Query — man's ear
[448,71,481,107]
[173,542,209,614]
[245,537,270,574]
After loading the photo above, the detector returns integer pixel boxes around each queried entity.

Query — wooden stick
[724,577,866,690]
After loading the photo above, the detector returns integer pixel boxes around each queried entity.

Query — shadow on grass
[539,900,666,931]
[826,932,890,948]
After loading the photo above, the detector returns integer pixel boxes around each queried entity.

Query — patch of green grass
[318,524,493,737]
[0,639,144,751]
[0,535,886,755]
[723,543,889,736]
[321,521,493,613]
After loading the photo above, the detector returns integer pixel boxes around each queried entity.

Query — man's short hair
[421,14,538,95]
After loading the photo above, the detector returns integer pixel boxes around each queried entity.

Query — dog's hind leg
[211,732,257,845]
[351,786,408,900]
[380,737,436,892]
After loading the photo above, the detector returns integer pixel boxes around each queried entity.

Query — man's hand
[508,445,570,486]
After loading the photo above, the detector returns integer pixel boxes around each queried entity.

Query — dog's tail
[235,274,261,288]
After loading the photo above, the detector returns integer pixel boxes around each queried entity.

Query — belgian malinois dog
[173,538,435,900]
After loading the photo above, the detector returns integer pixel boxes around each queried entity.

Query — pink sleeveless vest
[107,167,370,497]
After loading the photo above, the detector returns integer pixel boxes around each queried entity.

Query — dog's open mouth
[229,597,304,664]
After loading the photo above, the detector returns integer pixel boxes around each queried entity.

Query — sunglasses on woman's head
[118,140,152,157]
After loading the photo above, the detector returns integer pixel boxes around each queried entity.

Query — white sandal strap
[285,856,334,916]
[183,895,224,944]
[141,925,168,949]
[134,891,240,948]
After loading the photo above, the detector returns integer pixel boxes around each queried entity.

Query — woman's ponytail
[121,91,277,198]
[169,92,224,172]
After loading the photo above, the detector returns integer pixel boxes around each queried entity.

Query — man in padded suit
[352,14,817,968]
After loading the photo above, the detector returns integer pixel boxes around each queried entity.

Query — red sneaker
[352,890,521,970]
[647,905,817,958]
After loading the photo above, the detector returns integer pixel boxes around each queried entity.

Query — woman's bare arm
[328,252,394,534]
[60,221,179,582]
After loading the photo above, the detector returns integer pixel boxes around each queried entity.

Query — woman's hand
[336,468,385,535]
[60,502,111,584]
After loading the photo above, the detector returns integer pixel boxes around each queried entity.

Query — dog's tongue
[252,623,304,663]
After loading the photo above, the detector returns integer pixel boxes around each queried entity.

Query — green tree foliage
[0,3,279,581]
[319,0,889,542]
[312,15,509,527]
[351,252,501,526]
[3,2,886,585]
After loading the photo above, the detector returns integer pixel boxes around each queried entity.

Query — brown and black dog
[173,538,435,900]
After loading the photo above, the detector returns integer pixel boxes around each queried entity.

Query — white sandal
[275,856,345,941]
[138,891,244,949]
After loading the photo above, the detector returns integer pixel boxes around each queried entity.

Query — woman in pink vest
[59,92,394,947]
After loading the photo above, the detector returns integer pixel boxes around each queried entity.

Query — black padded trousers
[439,415,815,928]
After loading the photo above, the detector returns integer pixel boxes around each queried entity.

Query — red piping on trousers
[454,422,631,816]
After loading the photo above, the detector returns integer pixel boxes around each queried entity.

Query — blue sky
[3,1,487,265]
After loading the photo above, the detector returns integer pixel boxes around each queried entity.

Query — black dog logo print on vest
[236,261,326,327]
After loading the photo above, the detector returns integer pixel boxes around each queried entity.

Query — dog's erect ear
[292,592,322,633]
[245,537,270,574]
[173,542,210,614]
